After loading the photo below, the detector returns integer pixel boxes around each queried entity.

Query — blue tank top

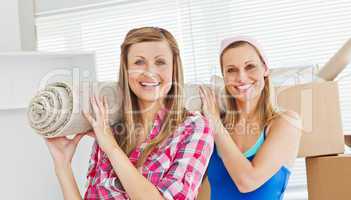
[207,128,291,200]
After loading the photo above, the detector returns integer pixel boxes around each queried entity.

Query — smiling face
[127,41,173,105]
[221,43,269,102]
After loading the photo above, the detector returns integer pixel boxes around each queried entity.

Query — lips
[139,81,161,87]
[235,83,254,92]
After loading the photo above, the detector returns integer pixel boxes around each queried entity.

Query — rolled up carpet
[27,81,122,138]
[184,75,226,112]
[28,76,226,138]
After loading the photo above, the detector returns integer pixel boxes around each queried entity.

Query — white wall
[0,52,96,199]
[0,0,21,51]
[18,0,36,50]
[0,1,92,199]
[0,109,92,200]
[35,0,115,13]
[0,0,36,51]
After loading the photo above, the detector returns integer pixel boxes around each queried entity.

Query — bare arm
[55,164,83,200]
[104,144,165,200]
[214,111,301,193]
[45,134,85,200]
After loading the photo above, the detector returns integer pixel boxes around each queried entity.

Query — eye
[227,67,238,73]
[134,59,145,65]
[245,64,257,71]
[155,59,166,66]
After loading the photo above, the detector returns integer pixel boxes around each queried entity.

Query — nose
[237,69,249,82]
[144,62,158,73]
[142,63,158,80]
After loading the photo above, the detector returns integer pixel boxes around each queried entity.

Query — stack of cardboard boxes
[277,38,351,199]
[276,80,348,200]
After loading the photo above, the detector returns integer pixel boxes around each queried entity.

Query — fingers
[85,95,104,122]
[103,96,110,122]
[86,131,96,139]
[96,95,105,112]
[85,95,110,133]
[91,95,101,120]
[91,95,109,121]
[201,86,215,99]
[83,129,96,138]
[200,86,221,119]
[73,133,85,145]
[199,86,209,112]
[199,86,211,103]
[83,130,94,135]
[82,110,96,126]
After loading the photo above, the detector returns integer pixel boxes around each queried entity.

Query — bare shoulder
[280,110,301,121]
[266,110,302,138]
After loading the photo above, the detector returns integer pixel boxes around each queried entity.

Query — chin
[229,90,261,102]
[136,93,162,102]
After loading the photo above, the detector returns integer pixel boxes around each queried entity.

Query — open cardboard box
[276,81,345,157]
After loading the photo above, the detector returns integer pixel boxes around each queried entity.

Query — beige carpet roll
[184,76,226,112]
[28,76,226,138]
[27,81,122,138]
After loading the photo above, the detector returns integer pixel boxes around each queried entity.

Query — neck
[137,99,164,125]
[235,96,260,119]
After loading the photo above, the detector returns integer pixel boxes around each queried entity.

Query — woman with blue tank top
[198,36,302,200]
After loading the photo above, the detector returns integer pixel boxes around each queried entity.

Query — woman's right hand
[45,133,86,168]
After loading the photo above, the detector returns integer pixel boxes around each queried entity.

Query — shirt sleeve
[155,114,214,200]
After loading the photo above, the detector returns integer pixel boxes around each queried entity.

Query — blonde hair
[115,27,187,167]
[220,41,278,132]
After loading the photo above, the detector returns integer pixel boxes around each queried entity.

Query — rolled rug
[27,81,123,138]
[28,75,226,138]
[184,75,227,112]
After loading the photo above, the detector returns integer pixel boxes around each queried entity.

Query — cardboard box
[306,154,351,200]
[276,81,345,157]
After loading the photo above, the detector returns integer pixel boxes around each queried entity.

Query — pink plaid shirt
[84,109,214,200]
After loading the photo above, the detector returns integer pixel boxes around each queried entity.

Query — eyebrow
[134,56,145,59]
[245,60,254,64]
[224,64,237,68]
[224,60,255,67]
[155,55,165,59]
[133,55,165,59]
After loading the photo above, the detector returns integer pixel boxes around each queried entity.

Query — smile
[235,83,254,92]
[139,82,161,87]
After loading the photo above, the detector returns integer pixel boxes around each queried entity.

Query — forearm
[105,147,164,200]
[55,164,83,200]
[213,120,259,190]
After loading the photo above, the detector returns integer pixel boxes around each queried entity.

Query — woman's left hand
[83,95,119,154]
[199,86,221,123]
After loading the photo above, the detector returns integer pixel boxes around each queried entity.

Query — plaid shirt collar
[129,107,169,165]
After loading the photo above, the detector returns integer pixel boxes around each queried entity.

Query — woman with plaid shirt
[45,27,214,200]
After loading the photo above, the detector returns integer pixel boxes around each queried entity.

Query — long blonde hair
[220,41,278,132]
[115,27,187,166]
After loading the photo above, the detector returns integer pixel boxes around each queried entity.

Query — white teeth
[140,82,160,87]
[237,84,252,90]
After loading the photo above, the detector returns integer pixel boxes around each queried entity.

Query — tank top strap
[243,127,266,158]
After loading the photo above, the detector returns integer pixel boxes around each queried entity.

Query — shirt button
[185,172,193,182]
